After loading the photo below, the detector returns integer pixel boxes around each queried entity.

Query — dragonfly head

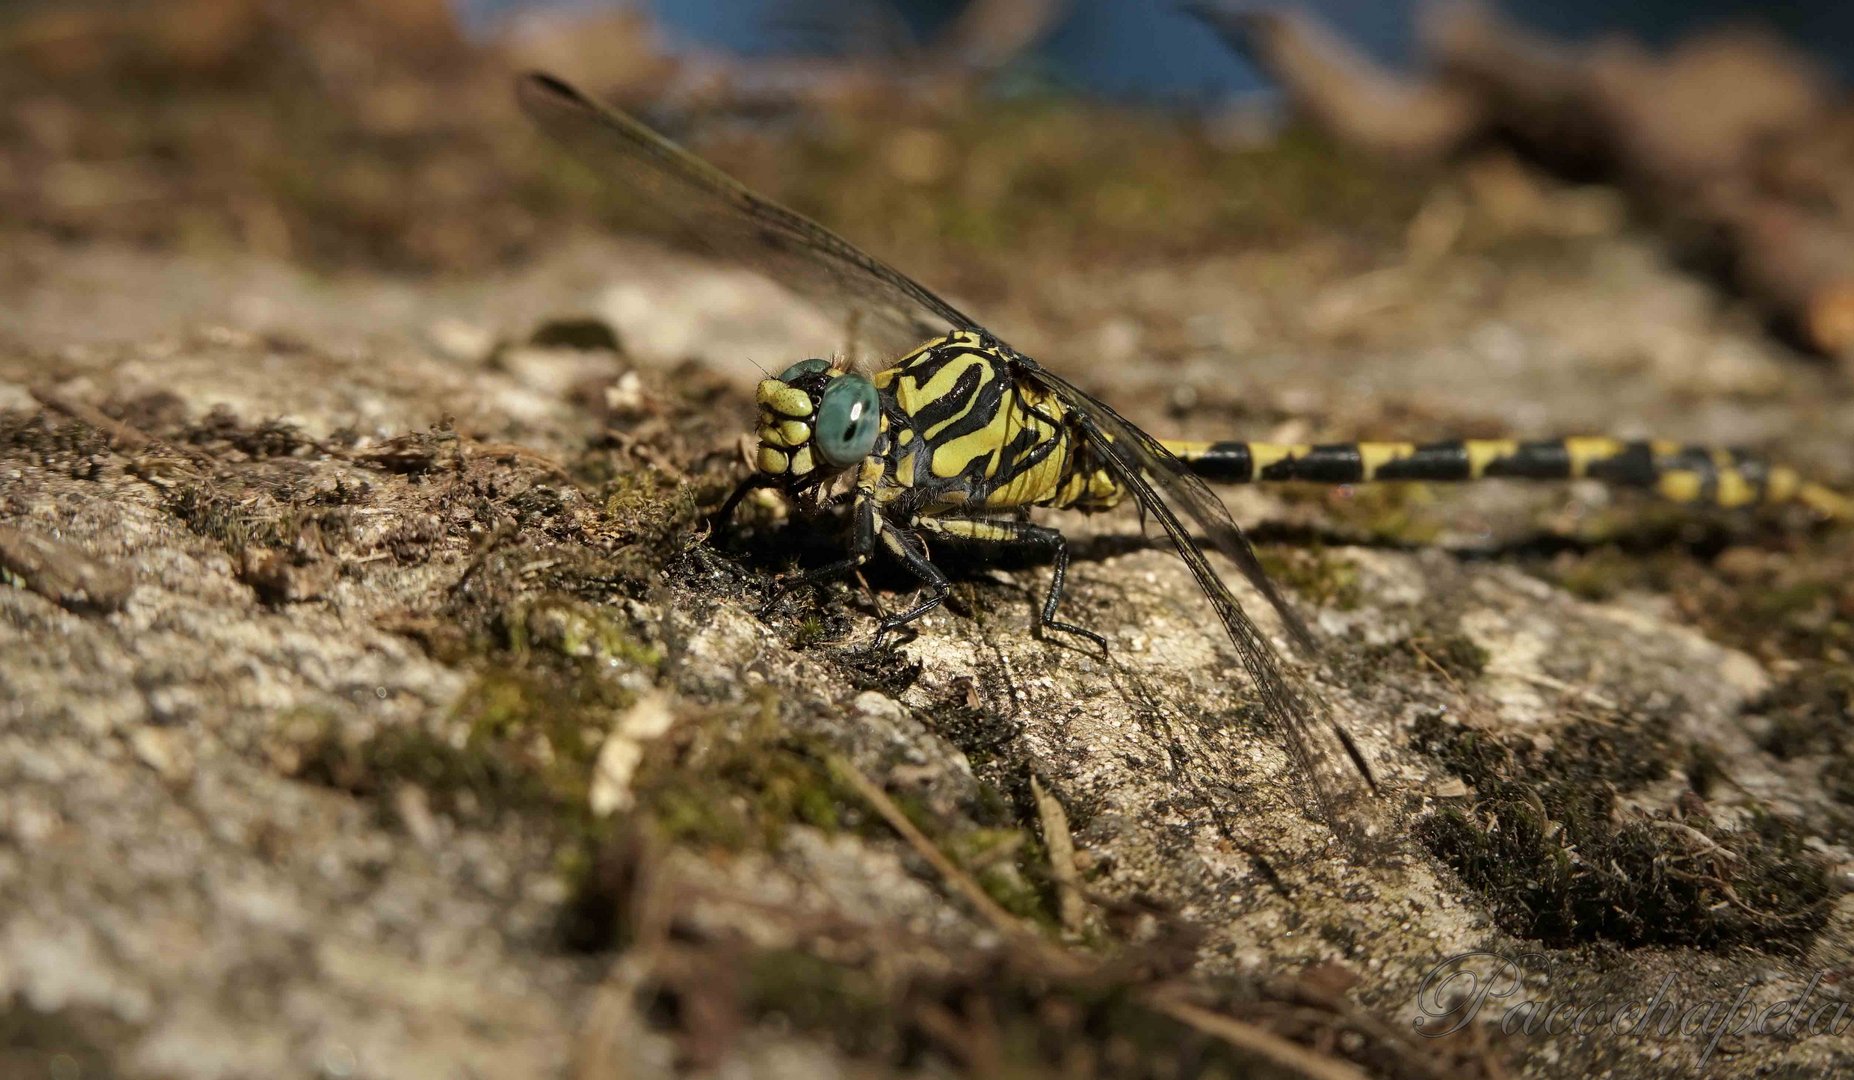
[753,358,881,483]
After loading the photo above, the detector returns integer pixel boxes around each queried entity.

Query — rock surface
[4,217,1853,1078]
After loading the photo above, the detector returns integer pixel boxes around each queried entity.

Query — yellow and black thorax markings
[1161,435,1841,513]
[875,331,1085,510]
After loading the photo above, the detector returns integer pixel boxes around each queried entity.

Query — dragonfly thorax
[753,359,882,482]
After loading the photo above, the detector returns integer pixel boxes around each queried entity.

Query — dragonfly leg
[920,517,1108,655]
[769,454,894,598]
[1024,525,1109,654]
[869,523,950,649]
[711,473,776,535]
[772,487,879,598]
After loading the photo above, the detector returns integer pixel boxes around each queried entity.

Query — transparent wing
[518,73,971,360]
[519,73,1378,847]
[1013,355,1382,851]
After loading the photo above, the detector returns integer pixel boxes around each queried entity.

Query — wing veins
[518,73,970,358]
[1014,359,1380,849]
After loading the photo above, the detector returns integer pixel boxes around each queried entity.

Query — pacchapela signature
[1415,950,1851,1068]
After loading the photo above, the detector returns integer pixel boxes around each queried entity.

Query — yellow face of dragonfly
[752,358,882,482]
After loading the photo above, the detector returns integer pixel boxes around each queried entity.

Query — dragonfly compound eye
[777,358,833,382]
[814,375,880,468]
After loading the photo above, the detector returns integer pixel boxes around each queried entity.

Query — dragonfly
[518,72,1852,851]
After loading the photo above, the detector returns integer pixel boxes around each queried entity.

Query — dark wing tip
[516,71,591,114]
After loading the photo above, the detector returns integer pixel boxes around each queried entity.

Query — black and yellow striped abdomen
[1161,437,1852,518]
[864,332,1849,521]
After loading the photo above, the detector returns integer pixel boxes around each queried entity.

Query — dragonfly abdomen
[1162,437,1851,518]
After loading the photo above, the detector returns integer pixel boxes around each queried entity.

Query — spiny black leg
[775,554,863,595]
[919,517,1108,655]
[711,473,775,535]
[1016,524,1107,654]
[1039,532,1109,654]
[771,487,878,597]
[869,526,949,651]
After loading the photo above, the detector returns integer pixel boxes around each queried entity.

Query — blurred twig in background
[1184,4,1481,160]
[1191,0,1854,368]
[936,0,1071,73]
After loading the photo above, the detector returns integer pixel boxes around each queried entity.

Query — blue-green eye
[814,376,880,467]
[777,358,831,382]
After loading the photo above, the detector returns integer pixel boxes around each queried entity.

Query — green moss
[602,467,671,520]
[741,949,889,1043]
[297,665,630,823]
[1549,547,1641,602]
[833,644,925,698]
[687,934,1311,1077]
[1421,796,1830,950]
[618,687,1059,921]
[1256,544,1360,610]
[166,483,266,553]
[644,742,848,852]
[1751,666,1854,834]
[1408,711,1508,780]
[1755,666,1854,761]
[944,827,1060,929]
[1688,556,1851,664]
[1416,632,1489,682]
[628,692,864,853]
[792,614,831,648]
[1748,580,1834,622]
[747,105,1422,284]
[292,641,671,955]
[1357,631,1489,685]
[1411,712,1831,950]
[1563,499,1725,548]
[1539,529,1852,666]
[1537,713,1675,792]
[1318,483,1447,546]
[508,594,664,668]
[591,469,708,591]
[0,1000,130,1080]
[602,468,702,550]
[921,696,1017,769]
[0,409,115,471]
[528,316,622,351]
[296,714,547,815]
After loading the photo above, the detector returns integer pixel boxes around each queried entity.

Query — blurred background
[6,0,1854,369]
[491,0,1854,95]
